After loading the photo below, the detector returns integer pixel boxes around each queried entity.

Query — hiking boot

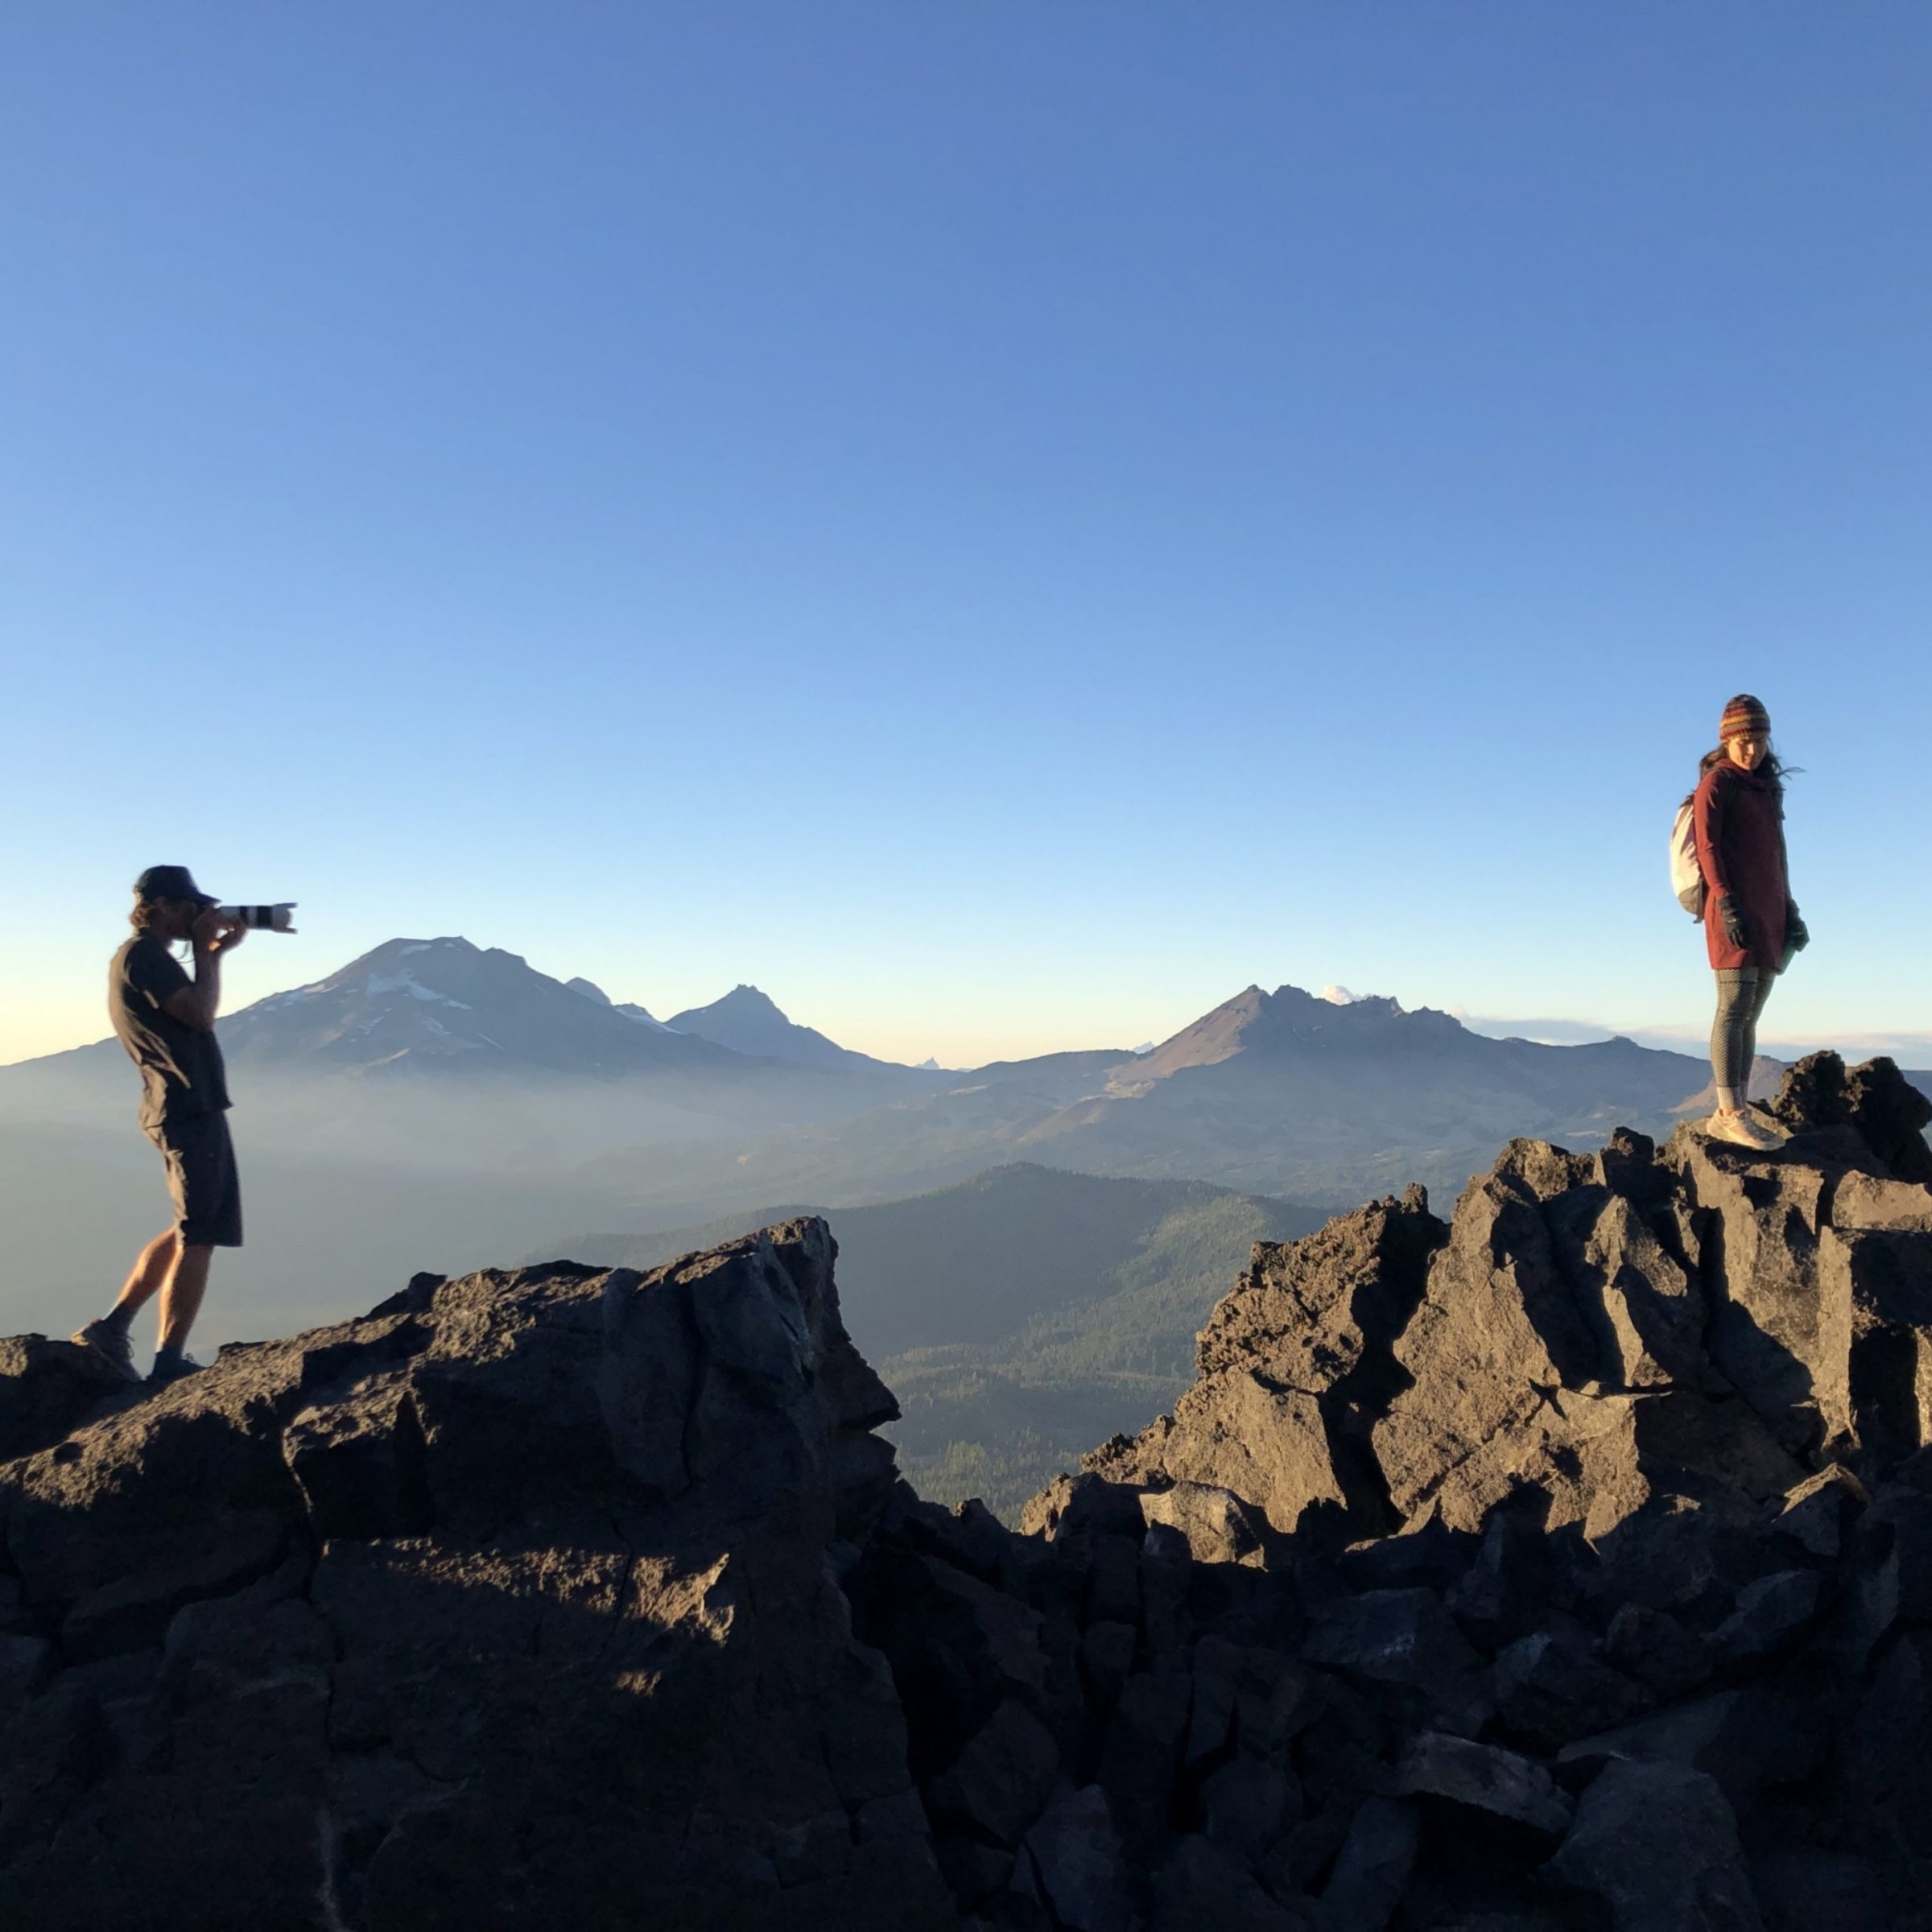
[70,1319,142,1384]
[147,1350,204,1388]
[1707,1109,1779,1151]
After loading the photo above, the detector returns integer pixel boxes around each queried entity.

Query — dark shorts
[146,1111,244,1249]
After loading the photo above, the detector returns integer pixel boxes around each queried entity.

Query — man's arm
[161,910,246,1031]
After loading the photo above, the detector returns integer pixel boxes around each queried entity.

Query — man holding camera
[74,865,247,1386]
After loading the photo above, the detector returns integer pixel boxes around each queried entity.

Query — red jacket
[1693,760,1789,972]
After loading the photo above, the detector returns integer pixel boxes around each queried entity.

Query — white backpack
[1670,801,1704,918]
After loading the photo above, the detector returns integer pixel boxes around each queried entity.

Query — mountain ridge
[0,936,939,1095]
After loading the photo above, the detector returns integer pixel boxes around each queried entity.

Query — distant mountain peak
[566,978,664,1027]
[668,985,920,1075]
[1109,980,1455,1095]
[216,936,734,1079]
[713,985,787,1016]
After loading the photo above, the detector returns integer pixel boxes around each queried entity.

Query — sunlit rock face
[2,1053,1930,1929]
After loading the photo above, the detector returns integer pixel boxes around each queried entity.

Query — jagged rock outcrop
[1083,1188,1445,1542]
[0,1222,953,1931]
[1092,1060,1932,1568]
[2,1052,1929,1930]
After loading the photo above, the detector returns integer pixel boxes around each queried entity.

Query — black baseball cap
[134,865,217,907]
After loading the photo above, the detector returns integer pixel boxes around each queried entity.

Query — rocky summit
[0,1054,1930,1930]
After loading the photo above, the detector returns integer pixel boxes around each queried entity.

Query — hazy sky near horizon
[3,4,1927,1071]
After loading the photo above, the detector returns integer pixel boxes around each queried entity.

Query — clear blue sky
[3,3,1926,1068]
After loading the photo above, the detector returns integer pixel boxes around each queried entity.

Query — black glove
[1786,902,1810,952]
[1716,895,1748,950]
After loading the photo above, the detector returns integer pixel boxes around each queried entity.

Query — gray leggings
[1711,968,1776,1107]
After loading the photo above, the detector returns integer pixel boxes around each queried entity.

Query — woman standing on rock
[1693,693,1808,1149]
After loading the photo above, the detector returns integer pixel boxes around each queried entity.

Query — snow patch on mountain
[363,970,473,1009]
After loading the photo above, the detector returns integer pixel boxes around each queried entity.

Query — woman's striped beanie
[1719,692,1771,741]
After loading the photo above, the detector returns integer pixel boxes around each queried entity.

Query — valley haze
[6,933,1922,1264]
[9,935,1927,1510]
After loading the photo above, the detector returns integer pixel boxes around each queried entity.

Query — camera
[217,903,299,934]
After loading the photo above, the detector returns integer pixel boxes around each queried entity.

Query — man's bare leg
[73,1228,180,1377]
[116,1228,180,1321]
[155,1244,214,1356]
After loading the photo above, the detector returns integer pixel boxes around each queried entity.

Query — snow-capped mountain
[224,938,743,1077]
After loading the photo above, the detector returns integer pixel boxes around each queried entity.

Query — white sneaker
[1707,1109,1779,1151]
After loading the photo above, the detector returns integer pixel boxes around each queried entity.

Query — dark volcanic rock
[1318,1794,1419,1930]
[0,1338,130,1463]
[1302,1588,1490,1736]
[6,1051,1932,1929]
[1373,1161,1802,1540]
[0,1221,955,1932]
[1765,1051,1932,1184]
[1083,1187,1446,1541]
[1545,1759,1762,1930]
[1490,1629,1650,1752]
[1395,1732,1573,1836]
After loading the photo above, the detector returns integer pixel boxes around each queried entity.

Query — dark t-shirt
[109,935,230,1132]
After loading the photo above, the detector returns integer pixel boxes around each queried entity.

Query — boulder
[1022,1785,1131,1932]
[1139,1480,1269,1567]
[1302,1589,1490,1736]
[1558,1688,1823,1815]
[1544,1760,1762,1930]
[1834,1481,1932,1670]
[1317,1795,1418,1931]
[1395,1732,1573,1837]
[1757,1464,1867,1561]
[1708,1570,1823,1670]
[1602,1604,1713,1702]
[926,1699,1060,1848]
[1490,1630,1649,1752]
[1019,1472,1146,1545]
